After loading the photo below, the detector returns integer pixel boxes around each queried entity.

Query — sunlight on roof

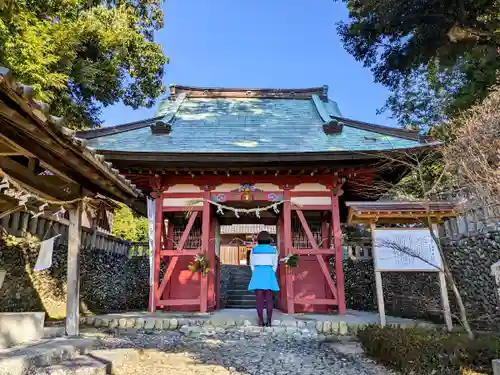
[233,140,258,148]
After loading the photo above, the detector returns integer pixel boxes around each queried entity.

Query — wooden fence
[128,242,150,257]
[1,210,132,256]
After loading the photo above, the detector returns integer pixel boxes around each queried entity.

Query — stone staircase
[0,337,95,375]
[225,266,256,308]
[0,335,140,375]
[0,324,139,375]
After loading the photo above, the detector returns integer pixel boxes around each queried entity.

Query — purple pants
[256,289,274,324]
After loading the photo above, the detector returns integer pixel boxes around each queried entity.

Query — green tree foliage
[112,203,148,242]
[0,0,168,129]
[337,0,500,130]
[378,61,461,130]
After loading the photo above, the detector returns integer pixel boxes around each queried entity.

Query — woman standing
[247,231,280,326]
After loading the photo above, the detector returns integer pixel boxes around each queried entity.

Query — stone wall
[0,238,149,318]
[343,230,500,330]
[443,231,500,330]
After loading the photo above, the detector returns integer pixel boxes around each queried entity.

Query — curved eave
[96,144,440,165]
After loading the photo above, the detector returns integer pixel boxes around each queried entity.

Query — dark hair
[257,231,271,244]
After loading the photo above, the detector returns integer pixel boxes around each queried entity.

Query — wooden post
[283,188,294,314]
[432,222,453,331]
[375,271,386,326]
[438,271,453,331]
[90,220,98,249]
[331,193,346,314]
[371,222,386,326]
[66,201,82,336]
[200,191,211,313]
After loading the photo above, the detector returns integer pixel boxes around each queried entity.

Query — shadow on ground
[84,329,388,375]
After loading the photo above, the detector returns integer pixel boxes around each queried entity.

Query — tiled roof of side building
[78,85,440,153]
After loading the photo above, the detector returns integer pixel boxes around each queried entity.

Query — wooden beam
[0,104,135,202]
[294,298,338,305]
[163,206,204,212]
[66,200,82,336]
[290,191,331,197]
[157,298,200,306]
[0,156,78,200]
[160,250,200,256]
[0,205,23,220]
[293,249,334,255]
[0,137,22,155]
[291,204,331,211]
[0,134,79,187]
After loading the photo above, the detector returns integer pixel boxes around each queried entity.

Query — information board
[373,229,442,272]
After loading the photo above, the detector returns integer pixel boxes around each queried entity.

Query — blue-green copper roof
[83,90,436,153]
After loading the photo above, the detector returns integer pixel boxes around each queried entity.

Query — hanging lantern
[241,187,253,201]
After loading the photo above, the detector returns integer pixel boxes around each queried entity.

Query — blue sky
[101,0,395,127]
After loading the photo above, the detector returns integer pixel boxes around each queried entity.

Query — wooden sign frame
[370,223,453,331]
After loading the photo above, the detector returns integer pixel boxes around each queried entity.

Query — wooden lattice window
[291,215,322,249]
[173,218,202,250]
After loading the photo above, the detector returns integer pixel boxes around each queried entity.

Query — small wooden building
[0,67,140,336]
[78,85,439,314]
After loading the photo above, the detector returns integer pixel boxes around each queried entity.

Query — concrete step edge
[0,338,94,375]
[33,354,107,375]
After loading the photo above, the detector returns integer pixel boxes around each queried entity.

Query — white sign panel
[373,229,442,272]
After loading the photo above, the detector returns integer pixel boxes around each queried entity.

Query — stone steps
[0,337,94,375]
[226,268,254,308]
[32,349,140,375]
[83,315,356,336]
[225,301,256,308]
[33,355,107,375]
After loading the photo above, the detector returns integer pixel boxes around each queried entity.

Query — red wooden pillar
[163,221,174,310]
[331,190,346,314]
[283,188,294,314]
[277,211,286,311]
[200,190,211,313]
[208,215,216,310]
[152,191,163,312]
[321,212,333,311]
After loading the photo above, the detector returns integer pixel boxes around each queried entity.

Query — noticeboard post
[371,224,453,331]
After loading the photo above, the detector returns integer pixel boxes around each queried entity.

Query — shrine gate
[78,85,438,314]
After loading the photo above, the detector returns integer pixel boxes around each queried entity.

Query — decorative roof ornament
[323,119,344,135]
[150,119,172,135]
[322,85,329,99]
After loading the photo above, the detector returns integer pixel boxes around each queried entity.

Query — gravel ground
[86,330,392,375]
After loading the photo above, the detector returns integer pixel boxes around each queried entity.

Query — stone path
[85,330,392,375]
